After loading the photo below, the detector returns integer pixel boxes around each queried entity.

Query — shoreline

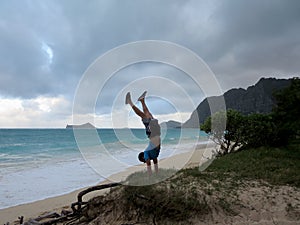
[0,144,210,224]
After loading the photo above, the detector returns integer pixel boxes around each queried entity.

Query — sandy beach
[0,144,208,224]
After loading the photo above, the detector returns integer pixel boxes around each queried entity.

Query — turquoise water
[0,128,207,209]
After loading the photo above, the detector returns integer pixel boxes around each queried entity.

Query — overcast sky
[0,0,299,128]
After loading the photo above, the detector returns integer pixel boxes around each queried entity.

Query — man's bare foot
[125,92,133,105]
[138,91,147,101]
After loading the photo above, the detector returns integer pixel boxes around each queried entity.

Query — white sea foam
[0,157,100,209]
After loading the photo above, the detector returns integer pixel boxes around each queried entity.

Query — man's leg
[153,158,158,174]
[140,98,153,119]
[138,91,154,119]
[132,105,146,118]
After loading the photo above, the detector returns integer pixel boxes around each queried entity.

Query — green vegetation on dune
[186,145,300,187]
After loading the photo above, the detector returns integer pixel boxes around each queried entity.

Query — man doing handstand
[125,91,161,175]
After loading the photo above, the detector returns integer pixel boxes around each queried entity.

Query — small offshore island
[66,122,96,129]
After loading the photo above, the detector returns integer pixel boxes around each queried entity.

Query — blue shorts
[144,141,160,161]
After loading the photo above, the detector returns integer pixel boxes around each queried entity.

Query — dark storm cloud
[0,0,68,97]
[0,0,186,98]
[0,0,299,99]
[199,0,300,89]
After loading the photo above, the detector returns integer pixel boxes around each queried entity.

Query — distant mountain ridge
[160,120,182,128]
[182,78,292,128]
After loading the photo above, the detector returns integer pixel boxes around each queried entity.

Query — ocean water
[0,128,207,209]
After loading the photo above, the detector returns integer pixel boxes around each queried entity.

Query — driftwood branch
[78,183,121,202]
[71,182,121,212]
[19,182,122,225]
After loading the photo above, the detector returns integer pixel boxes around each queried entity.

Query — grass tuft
[205,145,300,187]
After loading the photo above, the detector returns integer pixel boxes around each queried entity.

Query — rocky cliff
[182,78,292,128]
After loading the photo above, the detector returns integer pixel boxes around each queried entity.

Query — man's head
[138,152,146,163]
